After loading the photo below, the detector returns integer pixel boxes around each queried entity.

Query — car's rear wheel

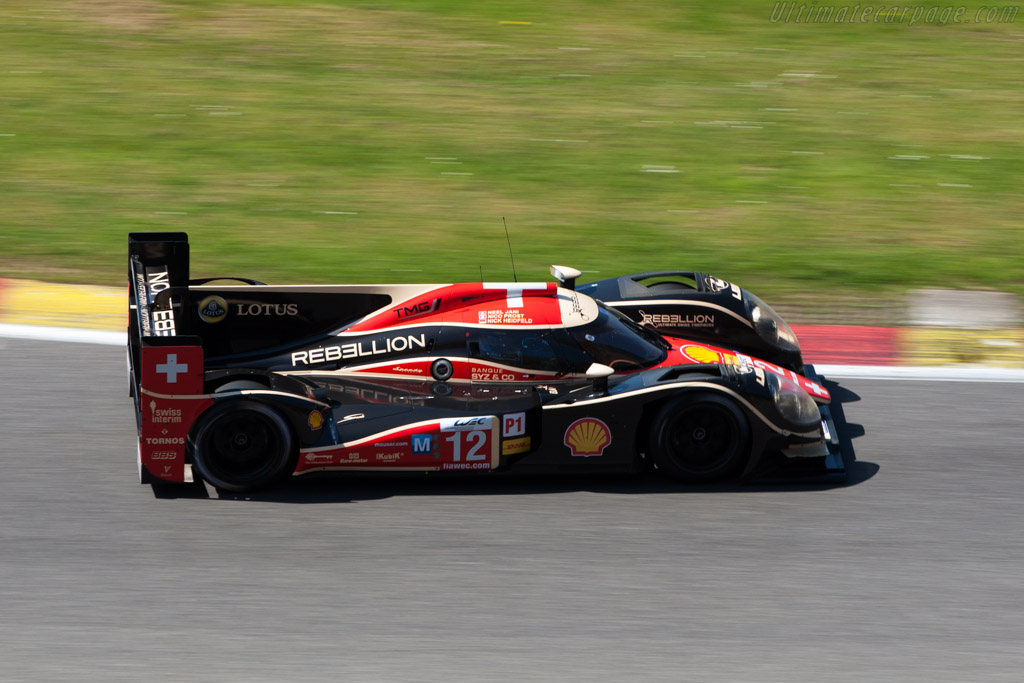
[191,401,295,492]
[648,394,750,483]
[214,380,268,393]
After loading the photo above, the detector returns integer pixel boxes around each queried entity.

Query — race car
[578,272,804,373]
[128,232,842,492]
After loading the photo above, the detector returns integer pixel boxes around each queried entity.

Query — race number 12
[445,430,488,462]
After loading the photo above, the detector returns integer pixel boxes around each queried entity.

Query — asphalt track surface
[2,338,1022,683]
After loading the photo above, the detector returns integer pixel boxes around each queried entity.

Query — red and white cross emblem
[156,353,188,383]
[482,283,550,308]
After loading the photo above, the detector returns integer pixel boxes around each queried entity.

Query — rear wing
[128,233,207,484]
[128,231,190,338]
[128,232,197,401]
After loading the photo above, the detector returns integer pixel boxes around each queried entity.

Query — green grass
[1,0,1022,307]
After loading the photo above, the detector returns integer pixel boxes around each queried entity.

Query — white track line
[815,364,1024,383]
[0,323,127,346]
[1,324,1023,382]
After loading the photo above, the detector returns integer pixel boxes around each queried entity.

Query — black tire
[648,393,751,483]
[191,401,295,492]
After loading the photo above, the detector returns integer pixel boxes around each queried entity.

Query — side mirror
[550,265,582,291]
[585,362,614,395]
[585,363,614,379]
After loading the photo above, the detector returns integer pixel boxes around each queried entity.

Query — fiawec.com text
[770,3,1019,24]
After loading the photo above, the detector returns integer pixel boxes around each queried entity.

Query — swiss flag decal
[142,346,204,395]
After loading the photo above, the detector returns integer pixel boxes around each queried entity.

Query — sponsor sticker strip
[287,357,570,383]
[137,346,210,483]
[295,416,500,473]
[673,341,830,400]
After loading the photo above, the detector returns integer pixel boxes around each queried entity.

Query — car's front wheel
[191,401,295,492]
[648,393,750,483]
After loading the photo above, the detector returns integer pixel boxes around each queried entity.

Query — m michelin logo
[411,434,433,455]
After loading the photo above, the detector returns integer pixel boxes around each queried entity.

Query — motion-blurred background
[1,0,1021,322]
[3,10,1024,681]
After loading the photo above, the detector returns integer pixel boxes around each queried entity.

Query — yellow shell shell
[683,345,721,364]
[566,418,611,456]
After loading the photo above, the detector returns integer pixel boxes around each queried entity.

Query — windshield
[569,304,668,371]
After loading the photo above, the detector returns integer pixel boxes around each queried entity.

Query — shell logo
[563,418,612,457]
[307,411,324,431]
[681,344,723,364]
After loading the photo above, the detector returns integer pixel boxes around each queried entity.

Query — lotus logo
[563,417,611,457]
[198,296,228,323]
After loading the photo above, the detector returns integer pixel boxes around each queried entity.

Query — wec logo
[440,416,493,432]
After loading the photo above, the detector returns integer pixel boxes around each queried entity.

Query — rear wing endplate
[128,233,199,408]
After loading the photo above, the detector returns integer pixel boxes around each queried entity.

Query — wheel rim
[202,411,285,484]
[664,404,741,475]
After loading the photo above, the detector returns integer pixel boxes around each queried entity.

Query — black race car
[129,233,842,492]
[578,271,804,373]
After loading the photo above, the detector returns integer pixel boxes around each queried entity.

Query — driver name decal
[479,309,534,325]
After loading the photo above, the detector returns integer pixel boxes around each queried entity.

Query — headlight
[769,374,820,426]
[747,293,800,352]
